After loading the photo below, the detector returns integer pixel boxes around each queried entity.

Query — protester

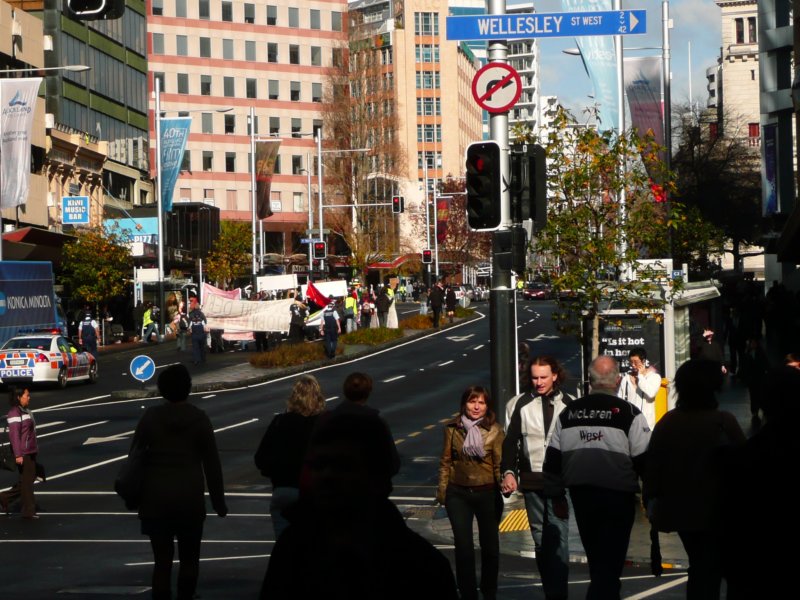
[437,385,504,600]
[544,355,651,600]
[502,356,573,600]
[429,280,444,327]
[617,347,661,430]
[344,290,359,333]
[386,283,399,329]
[142,302,160,344]
[643,359,745,600]
[376,287,390,328]
[738,337,769,422]
[254,375,326,538]
[174,301,189,353]
[261,411,458,599]
[188,297,207,365]
[419,285,429,315]
[288,294,309,343]
[1,388,40,519]
[697,329,726,373]
[131,364,227,600]
[360,292,375,329]
[445,285,457,323]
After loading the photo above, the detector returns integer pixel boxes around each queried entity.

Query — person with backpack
[319,296,341,359]
[142,302,160,344]
[78,307,100,359]
[188,297,208,365]
[174,301,189,352]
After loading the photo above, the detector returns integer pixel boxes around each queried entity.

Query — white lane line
[39,397,158,412]
[325,395,339,403]
[83,430,135,445]
[155,362,181,370]
[31,512,267,517]
[473,345,484,350]
[383,375,406,383]
[213,418,258,433]
[126,553,271,566]
[624,576,688,599]
[0,539,272,545]
[39,421,110,439]
[33,421,66,430]
[36,395,111,412]
[201,394,217,399]
[438,360,453,367]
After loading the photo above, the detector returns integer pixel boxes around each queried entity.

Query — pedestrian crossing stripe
[499,508,529,532]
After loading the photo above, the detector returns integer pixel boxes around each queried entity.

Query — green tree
[518,107,680,356]
[205,221,251,289]
[61,226,133,304]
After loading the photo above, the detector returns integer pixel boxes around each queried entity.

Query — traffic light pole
[487,0,517,425]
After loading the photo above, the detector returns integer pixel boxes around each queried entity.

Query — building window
[748,122,760,139]
[201,75,211,96]
[177,73,189,94]
[310,9,321,29]
[152,0,163,15]
[289,45,300,65]
[221,1,232,21]
[311,46,322,66]
[200,37,211,58]
[152,33,164,54]
[381,47,393,65]
[291,118,302,138]
[290,81,300,101]
[154,72,165,92]
[225,152,236,172]
[176,35,188,56]
[709,122,719,141]
[225,114,235,134]
[417,124,441,143]
[176,0,186,17]
[288,7,299,27]
[267,4,277,25]
[312,82,322,102]
[267,43,278,63]
[416,97,441,116]
[291,155,303,175]
[199,0,209,19]
[268,79,279,100]
[246,78,257,98]
[269,116,280,135]
[223,39,234,60]
[224,77,235,97]
[416,71,440,89]
[244,3,255,24]
[735,18,744,44]
[331,11,342,31]
[201,113,213,134]
[748,17,757,43]
[274,155,281,174]
[294,191,303,212]
[245,40,256,61]
[204,189,215,203]
[202,151,213,171]
[332,48,344,68]
[415,44,439,63]
[414,12,439,35]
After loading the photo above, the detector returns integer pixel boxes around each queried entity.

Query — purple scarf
[460,415,485,458]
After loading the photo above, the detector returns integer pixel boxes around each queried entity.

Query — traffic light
[312,241,327,260]
[465,141,502,231]
[510,144,547,231]
[66,0,126,20]
[421,249,432,264]
[392,196,405,214]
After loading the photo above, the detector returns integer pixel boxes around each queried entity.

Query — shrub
[249,341,335,368]
[455,305,475,318]
[340,327,403,346]
[400,314,434,330]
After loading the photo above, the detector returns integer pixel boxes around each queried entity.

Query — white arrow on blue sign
[130,355,156,383]
[446,10,646,41]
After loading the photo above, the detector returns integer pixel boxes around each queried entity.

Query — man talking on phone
[617,347,660,431]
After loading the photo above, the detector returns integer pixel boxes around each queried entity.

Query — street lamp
[0,64,90,261]
[299,165,313,274]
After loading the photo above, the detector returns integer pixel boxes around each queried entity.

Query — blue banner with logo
[0,262,58,345]
[562,0,618,132]
[160,117,192,212]
[763,124,777,215]
[0,78,42,209]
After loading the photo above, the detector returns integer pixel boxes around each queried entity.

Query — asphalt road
[0,299,692,598]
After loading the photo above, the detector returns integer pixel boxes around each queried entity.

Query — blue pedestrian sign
[62,196,90,225]
[130,355,156,383]
[446,10,646,41]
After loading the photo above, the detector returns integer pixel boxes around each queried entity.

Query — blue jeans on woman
[445,484,503,600]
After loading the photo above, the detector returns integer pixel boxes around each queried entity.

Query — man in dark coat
[429,280,445,328]
[188,297,207,365]
[375,287,391,327]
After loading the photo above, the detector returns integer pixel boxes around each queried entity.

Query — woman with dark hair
[643,359,745,600]
[254,375,327,538]
[1,387,39,519]
[131,364,227,600]
[437,385,504,600]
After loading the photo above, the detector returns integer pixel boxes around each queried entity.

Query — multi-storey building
[348,0,483,254]
[147,0,348,259]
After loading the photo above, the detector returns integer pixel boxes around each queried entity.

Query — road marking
[39,397,158,412]
[155,362,181,370]
[383,375,406,382]
[325,395,339,403]
[214,418,259,433]
[446,334,475,342]
[408,431,420,437]
[36,395,111,412]
[0,539,272,544]
[83,430,135,445]
[439,360,453,366]
[395,438,405,444]
[201,394,217,399]
[424,425,436,430]
[126,553,272,567]
[33,421,66,430]
[624,575,688,599]
[38,421,109,440]
[499,508,529,532]
[473,344,484,350]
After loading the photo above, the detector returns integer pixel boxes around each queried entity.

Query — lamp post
[300,163,313,273]
[0,65,90,261]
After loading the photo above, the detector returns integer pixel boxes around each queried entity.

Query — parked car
[461,284,476,301]
[523,282,551,300]
[0,333,97,388]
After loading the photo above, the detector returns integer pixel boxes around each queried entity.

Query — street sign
[446,10,646,41]
[62,196,90,225]
[471,63,522,113]
[130,355,156,383]
[300,238,313,244]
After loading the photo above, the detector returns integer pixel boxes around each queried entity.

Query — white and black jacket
[501,390,573,491]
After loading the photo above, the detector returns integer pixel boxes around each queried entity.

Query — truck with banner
[0,262,63,345]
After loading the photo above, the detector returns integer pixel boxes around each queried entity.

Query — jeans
[143,323,159,343]
[432,306,442,327]
[678,530,723,600]
[270,486,300,540]
[147,521,204,600]
[191,335,206,364]
[445,485,503,600]
[323,330,338,358]
[523,491,570,599]
[570,486,636,600]
[420,302,428,315]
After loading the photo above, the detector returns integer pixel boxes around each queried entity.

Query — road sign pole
[487,0,516,425]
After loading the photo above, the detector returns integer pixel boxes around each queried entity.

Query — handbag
[114,440,148,510]
[1,420,17,472]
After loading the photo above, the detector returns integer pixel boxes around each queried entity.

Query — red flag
[305,280,328,308]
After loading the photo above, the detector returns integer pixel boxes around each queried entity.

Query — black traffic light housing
[392,196,405,214]
[422,249,432,264]
[465,141,502,231]
[510,144,547,231]
[493,226,528,273]
[66,0,126,20]
[312,241,327,260]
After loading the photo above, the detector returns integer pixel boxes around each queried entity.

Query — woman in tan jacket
[437,385,504,600]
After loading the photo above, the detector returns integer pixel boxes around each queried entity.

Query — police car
[0,333,98,388]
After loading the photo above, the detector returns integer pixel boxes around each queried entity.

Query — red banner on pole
[436,196,451,245]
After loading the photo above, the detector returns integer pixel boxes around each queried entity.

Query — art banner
[624,56,664,147]
[159,117,192,212]
[0,78,41,209]
[255,140,281,219]
[562,0,618,132]
[436,196,451,245]
[763,124,777,215]
[202,295,293,333]
[203,282,241,301]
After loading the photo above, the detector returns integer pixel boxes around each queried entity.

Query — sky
[509,0,722,116]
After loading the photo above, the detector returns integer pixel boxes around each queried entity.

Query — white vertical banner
[0,78,41,209]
